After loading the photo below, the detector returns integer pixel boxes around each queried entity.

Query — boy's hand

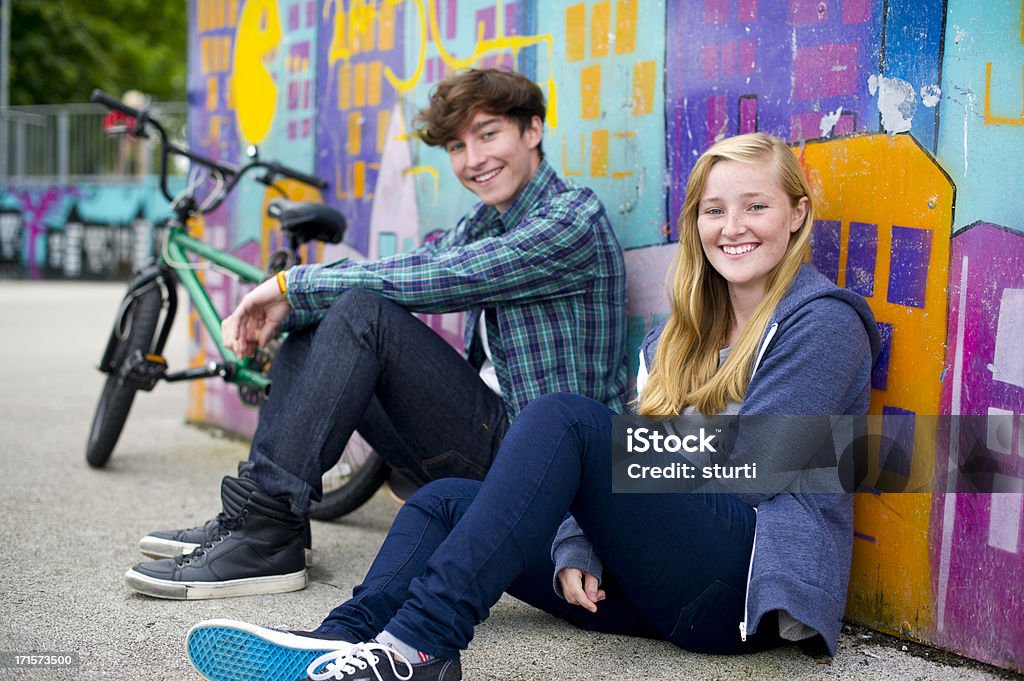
[221,277,292,357]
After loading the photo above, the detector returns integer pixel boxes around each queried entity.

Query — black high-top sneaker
[125,476,306,600]
[139,462,313,566]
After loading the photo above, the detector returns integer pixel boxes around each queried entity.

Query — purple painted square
[846,221,877,297]
[289,2,300,30]
[704,0,728,24]
[881,405,915,476]
[887,225,932,309]
[706,95,728,145]
[476,6,496,40]
[872,321,892,390]
[505,2,520,36]
[739,96,758,133]
[721,42,737,77]
[844,0,871,24]
[738,0,758,22]
[702,45,718,80]
[791,0,826,25]
[810,219,841,283]
[740,40,756,75]
[794,44,860,99]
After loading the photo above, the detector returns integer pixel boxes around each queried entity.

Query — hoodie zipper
[739,509,757,641]
[739,322,778,642]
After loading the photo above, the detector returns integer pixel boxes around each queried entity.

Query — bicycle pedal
[119,349,168,391]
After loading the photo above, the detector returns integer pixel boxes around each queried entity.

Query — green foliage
[9,0,187,105]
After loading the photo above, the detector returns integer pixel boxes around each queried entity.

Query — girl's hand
[557,568,606,613]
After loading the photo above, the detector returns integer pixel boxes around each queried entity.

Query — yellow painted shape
[231,0,280,144]
[404,165,441,203]
[566,4,587,62]
[354,62,368,108]
[632,60,656,115]
[591,0,611,57]
[615,0,637,54]
[796,134,953,639]
[368,61,383,106]
[229,0,238,27]
[339,62,352,110]
[354,161,366,198]
[581,64,602,119]
[590,129,609,177]
[347,112,363,156]
[201,37,210,74]
[984,63,1024,125]
[206,76,219,111]
[561,134,584,177]
[379,0,396,50]
[377,109,392,153]
[260,178,324,268]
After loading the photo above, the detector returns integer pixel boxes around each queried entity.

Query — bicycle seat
[267,200,347,245]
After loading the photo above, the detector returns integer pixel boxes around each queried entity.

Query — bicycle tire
[310,435,390,520]
[85,285,164,468]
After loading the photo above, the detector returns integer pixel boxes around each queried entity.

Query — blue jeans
[315,393,782,657]
[249,289,509,516]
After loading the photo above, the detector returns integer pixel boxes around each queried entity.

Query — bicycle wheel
[86,285,164,468]
[310,431,390,520]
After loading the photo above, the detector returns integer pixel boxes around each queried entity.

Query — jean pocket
[421,449,490,481]
[668,580,745,652]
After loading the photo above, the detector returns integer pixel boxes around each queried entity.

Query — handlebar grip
[91,89,142,119]
[265,161,327,189]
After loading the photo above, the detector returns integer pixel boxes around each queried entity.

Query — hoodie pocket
[668,580,745,653]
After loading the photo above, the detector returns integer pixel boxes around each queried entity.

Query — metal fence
[0,101,187,183]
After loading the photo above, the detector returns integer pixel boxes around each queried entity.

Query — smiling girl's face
[696,156,808,306]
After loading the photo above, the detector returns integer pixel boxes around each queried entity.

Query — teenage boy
[125,68,628,599]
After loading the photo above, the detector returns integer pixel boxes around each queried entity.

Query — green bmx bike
[86,90,388,519]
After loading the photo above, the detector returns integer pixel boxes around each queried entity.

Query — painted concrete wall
[0,181,180,280]
[124,0,1024,670]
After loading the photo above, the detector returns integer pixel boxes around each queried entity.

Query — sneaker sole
[124,568,307,600]
[187,619,352,681]
[140,536,314,567]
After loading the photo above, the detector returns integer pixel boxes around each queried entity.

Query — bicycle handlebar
[91,88,327,213]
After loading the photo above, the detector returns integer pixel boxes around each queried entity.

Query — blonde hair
[637,133,814,417]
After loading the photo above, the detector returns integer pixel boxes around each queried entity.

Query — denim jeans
[249,289,510,516]
[315,393,782,657]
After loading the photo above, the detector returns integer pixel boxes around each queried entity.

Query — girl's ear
[790,196,809,233]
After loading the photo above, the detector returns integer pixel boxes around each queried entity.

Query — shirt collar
[466,161,557,234]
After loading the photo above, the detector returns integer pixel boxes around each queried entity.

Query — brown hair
[414,68,546,159]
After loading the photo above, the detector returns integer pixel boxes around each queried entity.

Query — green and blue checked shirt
[283,161,628,416]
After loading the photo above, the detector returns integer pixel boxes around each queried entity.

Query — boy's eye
[446,142,464,154]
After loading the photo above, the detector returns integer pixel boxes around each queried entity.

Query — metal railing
[0,101,187,183]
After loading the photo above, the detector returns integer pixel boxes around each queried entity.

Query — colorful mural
[4,0,1023,670]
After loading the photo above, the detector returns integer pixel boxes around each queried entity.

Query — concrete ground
[0,279,1018,680]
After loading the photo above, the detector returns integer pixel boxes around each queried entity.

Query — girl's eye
[705,208,723,215]
[750,204,767,211]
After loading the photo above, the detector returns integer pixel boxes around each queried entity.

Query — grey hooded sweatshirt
[552,263,880,656]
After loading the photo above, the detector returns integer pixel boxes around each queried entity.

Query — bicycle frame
[161,223,273,393]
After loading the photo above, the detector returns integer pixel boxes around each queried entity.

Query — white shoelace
[306,643,414,681]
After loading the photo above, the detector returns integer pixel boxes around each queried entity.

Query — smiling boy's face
[445,111,543,213]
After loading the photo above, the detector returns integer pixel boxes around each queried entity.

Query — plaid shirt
[284,161,628,416]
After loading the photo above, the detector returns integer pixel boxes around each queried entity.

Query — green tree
[9,0,187,105]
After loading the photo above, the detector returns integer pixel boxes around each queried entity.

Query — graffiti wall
[185,0,1023,670]
[0,181,179,280]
